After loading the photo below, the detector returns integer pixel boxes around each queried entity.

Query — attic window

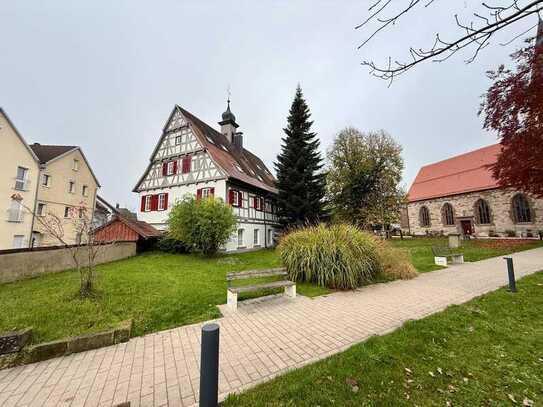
[220,144,228,152]
[234,163,244,173]
[206,136,215,145]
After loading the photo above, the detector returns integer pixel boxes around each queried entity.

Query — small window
[167,161,176,175]
[158,193,166,210]
[42,174,51,187]
[419,206,431,227]
[254,229,259,245]
[512,194,532,223]
[68,181,75,194]
[144,195,152,212]
[12,235,25,249]
[475,199,491,224]
[202,188,213,199]
[442,203,455,226]
[268,229,274,245]
[78,208,84,219]
[64,206,70,218]
[237,229,244,247]
[175,135,182,145]
[73,159,79,171]
[233,190,240,207]
[37,203,46,216]
[82,185,88,197]
[15,166,28,190]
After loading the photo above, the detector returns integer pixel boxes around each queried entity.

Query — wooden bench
[226,268,296,310]
[432,246,464,266]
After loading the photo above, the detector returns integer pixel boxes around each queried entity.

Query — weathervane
[227,84,231,105]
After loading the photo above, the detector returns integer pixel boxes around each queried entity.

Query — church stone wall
[407,188,543,237]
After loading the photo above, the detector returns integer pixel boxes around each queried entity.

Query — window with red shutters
[238,191,243,207]
[164,193,169,209]
[162,163,167,176]
[196,188,202,200]
[172,161,178,174]
[182,155,191,174]
[229,190,235,206]
[209,187,215,196]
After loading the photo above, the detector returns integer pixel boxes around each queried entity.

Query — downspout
[28,164,43,248]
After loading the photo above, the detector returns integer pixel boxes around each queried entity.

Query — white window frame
[254,229,259,246]
[268,229,273,245]
[12,235,25,249]
[15,166,28,191]
[202,188,212,199]
[175,135,182,145]
[144,195,152,212]
[8,199,23,222]
[73,159,79,171]
[233,190,240,207]
[237,229,244,248]
[82,185,88,197]
[158,193,166,211]
[37,203,46,217]
[42,174,51,187]
[167,161,175,175]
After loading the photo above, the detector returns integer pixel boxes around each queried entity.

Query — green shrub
[167,195,237,256]
[505,229,516,237]
[278,224,381,289]
[155,236,187,253]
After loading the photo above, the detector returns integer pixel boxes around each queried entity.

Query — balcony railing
[13,177,31,191]
[6,208,24,223]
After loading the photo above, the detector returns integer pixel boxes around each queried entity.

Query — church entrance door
[460,220,473,236]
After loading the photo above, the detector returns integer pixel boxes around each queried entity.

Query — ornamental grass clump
[278,224,381,289]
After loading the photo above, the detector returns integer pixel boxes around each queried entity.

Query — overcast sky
[1,1,539,210]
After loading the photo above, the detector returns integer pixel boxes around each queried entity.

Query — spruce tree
[275,85,326,228]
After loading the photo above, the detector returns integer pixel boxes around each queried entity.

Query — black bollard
[199,323,220,407]
[504,257,517,293]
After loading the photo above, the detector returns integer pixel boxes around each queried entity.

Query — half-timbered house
[133,102,279,251]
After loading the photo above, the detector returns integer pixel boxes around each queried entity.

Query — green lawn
[224,271,543,406]
[0,249,328,344]
[391,237,543,272]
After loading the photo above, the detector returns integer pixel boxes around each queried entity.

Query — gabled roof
[134,105,277,194]
[94,213,162,239]
[30,143,101,187]
[407,144,502,202]
[0,107,40,163]
[30,144,77,163]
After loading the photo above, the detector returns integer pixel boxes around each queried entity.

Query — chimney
[232,132,243,149]
[218,99,239,144]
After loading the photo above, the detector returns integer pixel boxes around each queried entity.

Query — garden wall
[0,241,136,284]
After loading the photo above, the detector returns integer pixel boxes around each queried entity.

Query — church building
[133,102,279,251]
[406,144,543,238]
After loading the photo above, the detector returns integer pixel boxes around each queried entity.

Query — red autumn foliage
[480,35,543,198]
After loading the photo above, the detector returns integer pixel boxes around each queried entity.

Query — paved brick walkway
[0,248,542,407]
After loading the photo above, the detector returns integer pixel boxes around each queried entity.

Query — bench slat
[227,268,287,281]
[228,280,295,294]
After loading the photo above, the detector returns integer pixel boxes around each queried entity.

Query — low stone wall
[0,241,136,284]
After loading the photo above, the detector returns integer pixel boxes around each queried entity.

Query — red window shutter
[151,194,158,211]
[182,156,191,173]
[238,191,243,207]
[140,196,146,211]
[196,188,202,200]
[229,190,235,205]
[210,187,215,196]
[162,163,167,176]
[164,193,169,209]
[173,161,178,174]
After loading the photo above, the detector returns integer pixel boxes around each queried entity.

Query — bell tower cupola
[218,99,239,144]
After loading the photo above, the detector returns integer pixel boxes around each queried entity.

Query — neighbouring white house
[133,102,279,251]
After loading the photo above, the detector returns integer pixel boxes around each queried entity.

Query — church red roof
[407,144,502,202]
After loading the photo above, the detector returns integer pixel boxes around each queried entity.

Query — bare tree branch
[356,0,543,82]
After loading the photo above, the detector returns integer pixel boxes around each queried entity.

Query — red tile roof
[407,144,502,202]
[94,214,162,239]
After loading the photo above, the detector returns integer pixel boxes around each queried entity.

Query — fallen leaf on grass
[345,377,358,387]
[429,371,435,377]
[405,367,412,374]
[523,398,534,406]
[508,394,517,403]
[437,367,443,375]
